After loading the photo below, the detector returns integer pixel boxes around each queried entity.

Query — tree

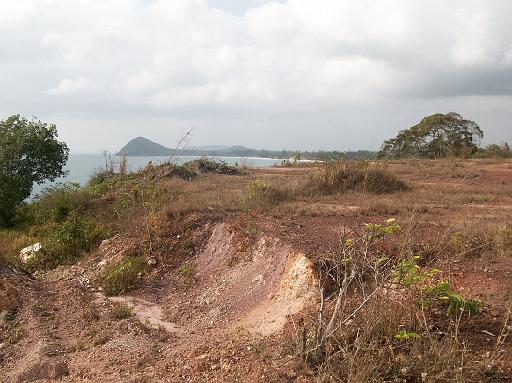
[0,115,69,226]
[379,113,483,159]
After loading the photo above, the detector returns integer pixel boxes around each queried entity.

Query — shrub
[101,256,147,296]
[184,157,238,175]
[31,183,85,224]
[304,161,409,196]
[28,212,107,270]
[85,169,126,195]
[502,227,512,255]
[168,165,196,180]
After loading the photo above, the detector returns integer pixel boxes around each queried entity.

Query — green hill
[116,137,172,156]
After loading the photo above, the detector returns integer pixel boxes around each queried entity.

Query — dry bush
[304,161,409,197]
[311,299,481,383]
[184,157,239,175]
[292,220,487,382]
[0,231,36,265]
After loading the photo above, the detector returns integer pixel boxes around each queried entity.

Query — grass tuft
[101,256,147,296]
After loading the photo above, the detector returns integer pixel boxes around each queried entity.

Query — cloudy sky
[1,0,511,153]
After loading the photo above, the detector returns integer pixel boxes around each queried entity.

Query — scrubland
[1,158,511,382]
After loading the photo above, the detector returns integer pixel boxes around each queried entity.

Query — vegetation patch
[28,212,108,270]
[184,157,239,175]
[110,302,134,320]
[6,327,25,345]
[178,263,195,279]
[101,256,147,296]
[305,161,409,196]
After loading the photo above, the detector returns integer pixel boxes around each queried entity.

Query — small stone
[147,258,157,266]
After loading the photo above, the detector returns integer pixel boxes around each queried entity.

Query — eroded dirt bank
[1,222,318,382]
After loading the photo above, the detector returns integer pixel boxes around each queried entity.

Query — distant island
[116,136,377,160]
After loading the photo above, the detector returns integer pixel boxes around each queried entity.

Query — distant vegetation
[117,136,377,161]
[379,112,484,159]
[0,115,69,227]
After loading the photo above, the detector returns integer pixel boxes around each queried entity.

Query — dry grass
[309,299,483,383]
[304,161,409,196]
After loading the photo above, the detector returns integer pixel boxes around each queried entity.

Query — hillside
[116,137,172,156]
[1,159,512,381]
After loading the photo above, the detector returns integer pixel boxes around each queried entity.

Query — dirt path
[95,293,179,333]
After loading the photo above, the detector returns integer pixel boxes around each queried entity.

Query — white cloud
[0,0,511,151]
[48,77,100,95]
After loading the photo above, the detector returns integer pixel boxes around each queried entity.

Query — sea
[31,154,282,197]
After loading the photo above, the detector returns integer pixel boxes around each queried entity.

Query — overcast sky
[1,0,511,153]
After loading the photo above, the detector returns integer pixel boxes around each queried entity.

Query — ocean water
[31,154,281,197]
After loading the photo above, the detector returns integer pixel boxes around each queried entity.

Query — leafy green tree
[379,113,483,159]
[0,115,69,226]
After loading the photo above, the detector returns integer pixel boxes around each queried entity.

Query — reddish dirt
[1,161,512,382]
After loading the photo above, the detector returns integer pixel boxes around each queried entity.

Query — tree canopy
[379,113,483,159]
[0,115,69,226]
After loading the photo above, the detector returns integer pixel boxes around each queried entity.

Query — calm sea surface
[31,154,281,197]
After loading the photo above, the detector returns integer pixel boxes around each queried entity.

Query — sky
[0,0,511,153]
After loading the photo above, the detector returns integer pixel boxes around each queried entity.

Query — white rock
[20,243,42,263]
[147,258,157,266]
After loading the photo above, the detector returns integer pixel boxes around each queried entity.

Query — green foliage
[85,170,119,195]
[394,255,483,317]
[393,255,441,288]
[101,256,147,296]
[364,220,401,240]
[0,230,37,264]
[6,327,25,345]
[110,303,134,320]
[184,157,238,175]
[31,183,83,224]
[28,212,107,269]
[423,281,483,317]
[474,143,511,159]
[239,180,267,212]
[0,115,69,227]
[238,179,293,213]
[379,112,483,159]
[502,227,512,254]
